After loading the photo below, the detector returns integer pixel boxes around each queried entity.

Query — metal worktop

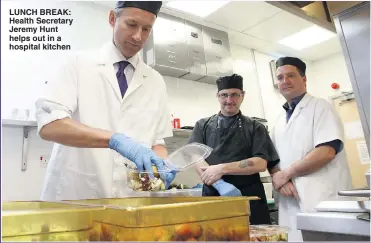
[297,211,370,241]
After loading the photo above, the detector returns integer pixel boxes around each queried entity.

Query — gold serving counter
[2,201,104,241]
[2,197,260,241]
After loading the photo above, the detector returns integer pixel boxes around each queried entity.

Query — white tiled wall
[1,1,354,201]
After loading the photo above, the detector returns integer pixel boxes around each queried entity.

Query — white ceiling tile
[92,0,340,62]
[243,11,315,42]
[229,32,271,50]
[160,6,235,34]
[256,36,342,62]
[92,1,115,9]
[257,44,301,59]
[204,1,282,32]
[298,37,342,61]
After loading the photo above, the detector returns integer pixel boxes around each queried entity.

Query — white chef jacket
[271,93,353,241]
[35,41,173,200]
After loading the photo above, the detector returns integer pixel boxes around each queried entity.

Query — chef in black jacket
[188,74,280,225]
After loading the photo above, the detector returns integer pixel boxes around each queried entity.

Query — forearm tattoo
[238,159,251,168]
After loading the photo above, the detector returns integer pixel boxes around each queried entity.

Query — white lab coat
[35,42,173,201]
[271,93,352,241]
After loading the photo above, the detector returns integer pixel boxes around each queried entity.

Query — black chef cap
[276,56,306,75]
[216,74,243,91]
[116,1,162,16]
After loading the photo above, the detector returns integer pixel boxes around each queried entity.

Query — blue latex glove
[109,134,177,188]
[160,169,177,189]
[213,179,242,196]
[109,134,164,172]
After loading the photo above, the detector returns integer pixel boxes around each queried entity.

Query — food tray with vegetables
[64,196,258,241]
[91,216,250,241]
[249,225,290,242]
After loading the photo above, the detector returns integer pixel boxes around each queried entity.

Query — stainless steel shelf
[173,128,193,138]
[2,119,37,127]
[338,188,370,198]
[1,122,192,172]
[2,119,38,172]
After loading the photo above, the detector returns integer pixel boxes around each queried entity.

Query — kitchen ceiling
[92,1,343,62]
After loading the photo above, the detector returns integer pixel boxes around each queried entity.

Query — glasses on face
[218,93,243,100]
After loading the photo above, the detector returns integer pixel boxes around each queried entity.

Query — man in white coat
[270,57,353,241]
[35,1,176,201]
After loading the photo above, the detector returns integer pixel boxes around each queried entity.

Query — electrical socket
[40,155,50,168]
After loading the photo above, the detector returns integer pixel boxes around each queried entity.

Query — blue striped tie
[116,61,130,98]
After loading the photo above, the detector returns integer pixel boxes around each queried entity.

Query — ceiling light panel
[165,1,229,18]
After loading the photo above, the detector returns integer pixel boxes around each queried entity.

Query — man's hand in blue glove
[109,133,164,173]
[213,179,242,196]
[109,134,177,188]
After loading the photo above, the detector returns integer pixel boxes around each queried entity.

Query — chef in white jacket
[270,57,352,241]
[35,1,176,201]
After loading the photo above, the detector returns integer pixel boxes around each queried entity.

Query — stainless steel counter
[128,188,203,197]
[297,211,370,241]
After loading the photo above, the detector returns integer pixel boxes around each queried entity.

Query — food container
[127,168,167,191]
[64,196,259,241]
[127,143,213,192]
[2,201,104,242]
[249,225,290,242]
[164,142,213,171]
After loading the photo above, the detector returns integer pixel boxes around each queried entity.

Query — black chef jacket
[188,111,280,224]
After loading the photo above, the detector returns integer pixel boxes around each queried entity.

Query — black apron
[201,113,272,225]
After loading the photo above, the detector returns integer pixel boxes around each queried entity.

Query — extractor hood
[143,13,233,85]
[269,1,363,29]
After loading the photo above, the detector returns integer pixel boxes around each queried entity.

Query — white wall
[1,1,112,201]
[230,45,265,119]
[164,77,218,127]
[165,44,267,127]
[253,51,287,128]
[1,128,54,201]
[1,1,112,118]
[1,1,354,201]
[307,52,354,100]
[165,48,354,130]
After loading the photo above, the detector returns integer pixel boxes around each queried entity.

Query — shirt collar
[108,41,139,69]
[283,92,307,111]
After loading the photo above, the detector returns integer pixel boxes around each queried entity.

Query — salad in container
[127,143,212,192]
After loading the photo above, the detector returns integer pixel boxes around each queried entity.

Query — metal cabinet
[197,26,234,85]
[143,13,234,85]
[334,2,370,153]
[180,21,207,81]
[143,13,189,78]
